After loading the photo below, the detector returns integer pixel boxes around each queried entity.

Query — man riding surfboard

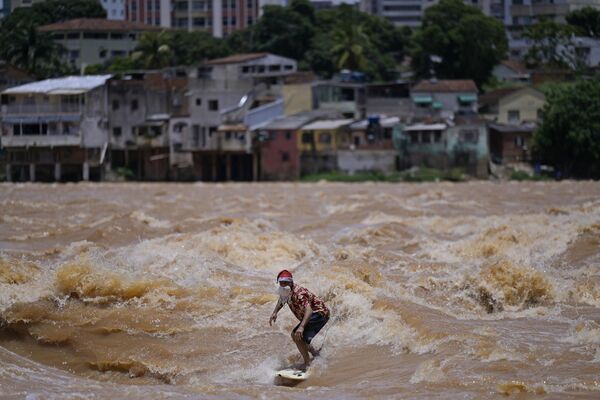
[269,270,330,370]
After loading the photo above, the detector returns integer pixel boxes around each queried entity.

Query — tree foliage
[523,19,580,70]
[566,6,600,38]
[0,0,105,77]
[533,79,600,178]
[411,0,507,88]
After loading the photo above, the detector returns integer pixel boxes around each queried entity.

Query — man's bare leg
[308,344,320,357]
[292,335,311,370]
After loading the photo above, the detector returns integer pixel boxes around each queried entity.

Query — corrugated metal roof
[2,75,112,95]
[350,117,400,130]
[261,114,317,131]
[301,119,353,131]
[204,53,270,65]
[404,123,446,131]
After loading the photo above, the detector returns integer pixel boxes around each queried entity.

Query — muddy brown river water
[0,181,599,399]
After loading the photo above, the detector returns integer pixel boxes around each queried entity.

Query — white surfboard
[276,368,310,381]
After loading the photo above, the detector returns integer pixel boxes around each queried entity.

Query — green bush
[301,167,467,183]
[510,170,552,181]
[114,167,135,180]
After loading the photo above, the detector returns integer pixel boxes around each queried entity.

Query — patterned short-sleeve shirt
[286,284,330,321]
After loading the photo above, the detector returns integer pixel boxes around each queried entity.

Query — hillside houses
[0,52,548,182]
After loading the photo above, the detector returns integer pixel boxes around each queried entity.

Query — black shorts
[293,312,329,344]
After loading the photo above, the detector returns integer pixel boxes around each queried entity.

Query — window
[69,50,80,60]
[281,152,290,162]
[192,0,205,9]
[515,135,524,148]
[247,0,252,7]
[67,33,80,39]
[209,126,217,136]
[225,132,232,140]
[99,49,107,58]
[285,132,292,140]
[433,131,441,143]
[111,33,124,39]
[112,100,120,110]
[113,127,122,136]
[508,110,520,123]
[223,17,228,26]
[208,99,218,111]
[459,129,478,144]
[230,0,236,8]
[196,98,202,106]
[247,16,253,25]
[131,99,139,111]
[193,17,205,27]
[302,132,313,144]
[536,109,543,121]
[319,133,332,144]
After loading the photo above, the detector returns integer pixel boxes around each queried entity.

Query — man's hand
[269,312,277,326]
[294,326,304,341]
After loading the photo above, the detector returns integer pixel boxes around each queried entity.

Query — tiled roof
[500,60,529,75]
[412,79,477,93]
[39,18,163,32]
[204,53,270,65]
[479,87,522,109]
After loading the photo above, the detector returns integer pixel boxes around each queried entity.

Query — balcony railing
[3,103,83,115]
[2,134,81,147]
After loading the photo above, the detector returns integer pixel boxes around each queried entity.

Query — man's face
[279,281,292,288]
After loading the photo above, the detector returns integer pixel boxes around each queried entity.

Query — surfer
[269,270,330,370]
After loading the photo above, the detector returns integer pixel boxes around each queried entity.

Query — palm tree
[0,20,66,77]
[133,31,173,69]
[331,19,370,72]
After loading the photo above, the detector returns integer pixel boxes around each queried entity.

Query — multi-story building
[124,0,264,37]
[360,0,427,27]
[107,69,190,180]
[179,52,296,180]
[125,0,171,27]
[38,18,163,71]
[99,0,126,20]
[0,75,112,182]
[0,0,10,18]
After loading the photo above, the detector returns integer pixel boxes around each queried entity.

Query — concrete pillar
[29,163,35,182]
[212,153,217,181]
[54,163,61,182]
[253,153,258,182]
[5,164,11,182]
[82,162,89,181]
[225,154,231,181]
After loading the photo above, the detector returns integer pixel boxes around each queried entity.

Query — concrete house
[1,75,112,182]
[482,86,545,164]
[299,118,353,175]
[338,115,400,175]
[256,112,320,181]
[38,18,163,70]
[394,116,489,178]
[107,69,189,180]
[411,79,478,117]
[183,52,296,181]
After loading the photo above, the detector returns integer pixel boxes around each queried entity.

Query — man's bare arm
[269,297,285,325]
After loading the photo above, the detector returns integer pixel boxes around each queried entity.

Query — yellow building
[299,119,353,153]
[497,87,545,125]
[282,83,313,116]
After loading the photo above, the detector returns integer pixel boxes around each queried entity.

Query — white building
[100,0,126,20]
[1,76,112,182]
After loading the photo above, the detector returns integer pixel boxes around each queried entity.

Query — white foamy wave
[130,210,172,229]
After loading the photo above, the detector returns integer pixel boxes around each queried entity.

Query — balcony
[3,103,83,115]
[1,134,81,147]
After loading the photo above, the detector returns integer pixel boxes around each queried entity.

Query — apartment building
[1,75,112,182]
[39,18,163,70]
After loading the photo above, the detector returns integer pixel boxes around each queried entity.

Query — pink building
[257,113,318,181]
